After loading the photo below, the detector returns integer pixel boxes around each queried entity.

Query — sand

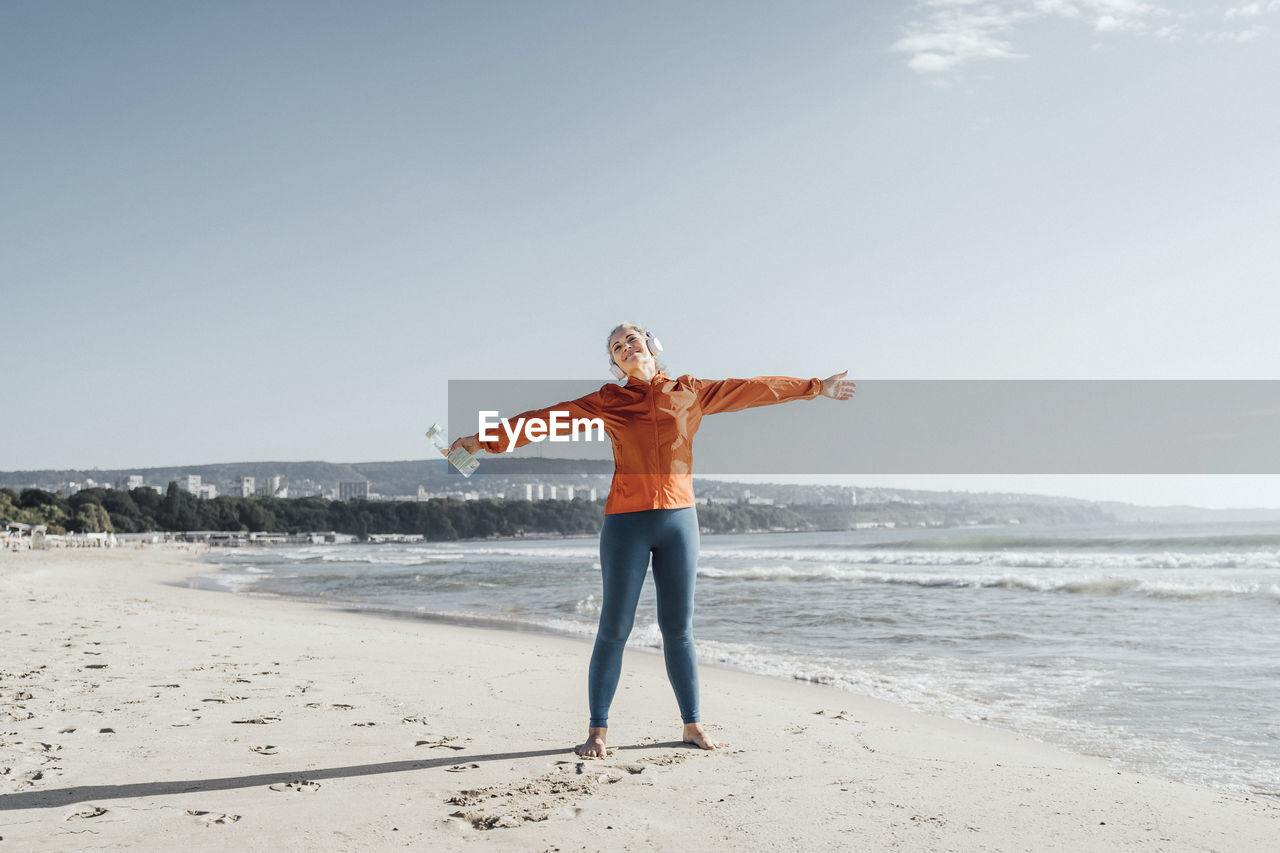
[1,547,1276,851]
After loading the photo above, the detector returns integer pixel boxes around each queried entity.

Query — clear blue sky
[4,1,1278,507]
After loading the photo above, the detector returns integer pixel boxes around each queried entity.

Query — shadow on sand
[0,741,695,810]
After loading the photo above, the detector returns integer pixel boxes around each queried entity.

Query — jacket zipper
[650,379,661,505]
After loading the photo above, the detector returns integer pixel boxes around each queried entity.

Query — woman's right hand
[448,434,481,456]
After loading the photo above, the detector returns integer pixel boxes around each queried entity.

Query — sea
[194,520,1280,798]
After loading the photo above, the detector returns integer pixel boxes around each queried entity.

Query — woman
[450,323,855,757]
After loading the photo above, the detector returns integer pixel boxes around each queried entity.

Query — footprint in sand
[445,763,480,773]
[449,752,690,829]
[187,809,241,825]
[66,806,107,820]
[813,709,862,723]
[231,716,280,725]
[554,759,645,776]
[249,745,279,755]
[268,779,320,793]
[415,737,466,750]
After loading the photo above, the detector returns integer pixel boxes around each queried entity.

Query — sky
[3,1,1279,508]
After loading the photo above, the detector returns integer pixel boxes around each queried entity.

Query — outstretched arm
[694,371,854,415]
[448,389,610,456]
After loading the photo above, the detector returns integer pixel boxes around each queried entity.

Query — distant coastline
[5,459,1280,546]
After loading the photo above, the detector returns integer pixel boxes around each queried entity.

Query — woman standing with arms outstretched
[449,323,855,757]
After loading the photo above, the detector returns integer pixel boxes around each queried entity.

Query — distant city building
[238,476,255,498]
[589,487,598,501]
[177,474,202,494]
[548,485,558,500]
[65,477,105,495]
[339,481,370,501]
[116,475,145,491]
[198,484,218,500]
[524,484,534,501]
[262,475,288,498]
[564,486,575,500]
[536,484,545,500]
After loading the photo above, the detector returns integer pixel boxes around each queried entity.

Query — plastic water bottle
[426,423,479,478]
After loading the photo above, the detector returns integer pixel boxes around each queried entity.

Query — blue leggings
[589,507,700,728]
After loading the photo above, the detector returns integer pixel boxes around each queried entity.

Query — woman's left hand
[821,370,855,400]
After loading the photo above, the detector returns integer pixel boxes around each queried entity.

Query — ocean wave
[424,545,598,560]
[699,547,1280,571]
[851,533,1280,551]
[196,571,271,593]
[695,564,1280,602]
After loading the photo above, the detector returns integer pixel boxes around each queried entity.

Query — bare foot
[682,722,720,750]
[575,726,610,758]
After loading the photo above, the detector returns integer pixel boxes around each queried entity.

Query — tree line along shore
[2,484,1116,541]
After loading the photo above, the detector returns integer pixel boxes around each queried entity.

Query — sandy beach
[1,548,1276,851]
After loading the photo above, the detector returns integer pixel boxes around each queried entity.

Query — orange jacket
[477,372,824,514]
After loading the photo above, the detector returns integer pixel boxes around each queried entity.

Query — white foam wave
[426,545,598,560]
[197,571,267,593]
[687,638,1278,796]
[695,563,1280,601]
[700,547,1280,572]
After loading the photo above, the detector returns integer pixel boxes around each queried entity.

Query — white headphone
[608,327,663,380]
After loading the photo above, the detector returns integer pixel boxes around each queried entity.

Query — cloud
[893,1,1266,73]
[1225,2,1264,16]
[1225,1,1280,17]
[891,3,1034,72]
[1034,0,1082,16]
[1206,24,1269,39]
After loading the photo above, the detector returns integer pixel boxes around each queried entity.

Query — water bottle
[426,423,479,477]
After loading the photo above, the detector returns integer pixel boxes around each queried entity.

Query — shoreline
[2,547,1277,850]
[190,540,1280,800]
[187,559,1272,799]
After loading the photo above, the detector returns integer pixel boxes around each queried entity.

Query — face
[608,328,655,376]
